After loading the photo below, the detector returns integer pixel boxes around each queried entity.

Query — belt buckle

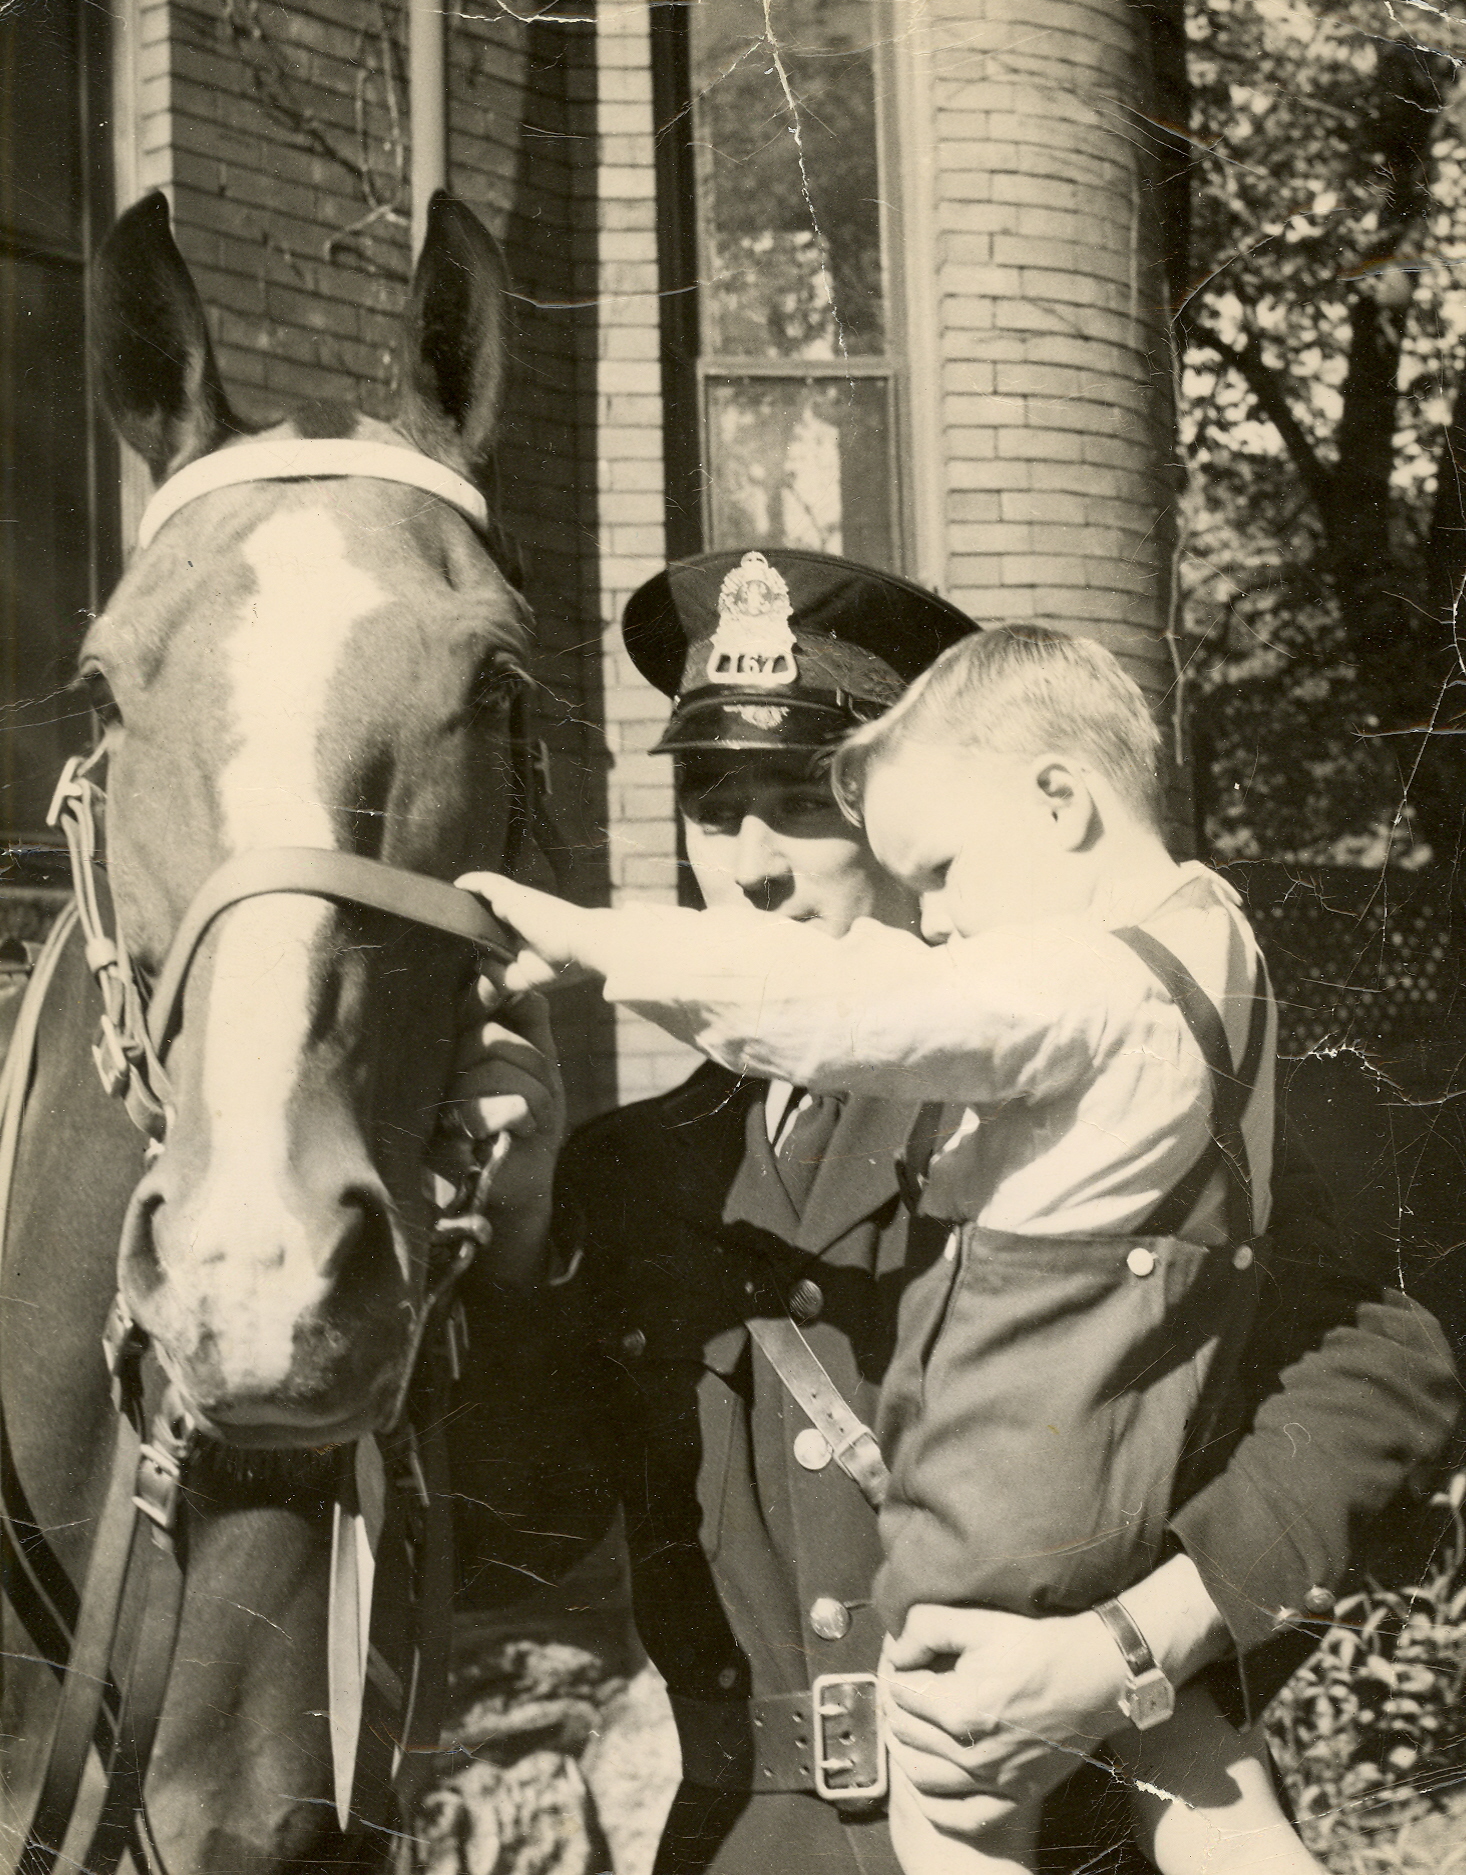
[811,1672,887,1803]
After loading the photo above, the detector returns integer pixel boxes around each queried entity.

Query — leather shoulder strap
[746,1315,889,1510]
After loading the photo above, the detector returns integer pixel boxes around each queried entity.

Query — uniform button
[1126,1247,1156,1278]
[1233,1244,1254,1270]
[809,1597,851,1641]
[717,1665,738,1690]
[789,1278,823,1324]
[620,1328,646,1358]
[794,1428,832,1471]
[1304,1586,1335,1615]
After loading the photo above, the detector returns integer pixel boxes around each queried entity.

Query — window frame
[652,0,908,574]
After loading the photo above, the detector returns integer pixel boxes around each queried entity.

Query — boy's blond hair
[830,624,1163,825]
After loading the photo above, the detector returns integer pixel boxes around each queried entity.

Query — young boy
[460,625,1324,1875]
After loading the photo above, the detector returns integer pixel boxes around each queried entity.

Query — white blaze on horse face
[188,510,388,1397]
[196,896,345,1395]
[221,508,385,849]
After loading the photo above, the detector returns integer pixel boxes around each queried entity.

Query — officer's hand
[456,872,595,993]
[431,990,569,1222]
[882,1604,1128,1812]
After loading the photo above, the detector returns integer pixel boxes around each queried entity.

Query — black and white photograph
[2,3,1465,1872]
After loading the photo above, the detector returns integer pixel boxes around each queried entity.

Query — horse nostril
[320,1188,403,1320]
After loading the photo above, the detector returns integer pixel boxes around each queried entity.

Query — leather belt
[670,1676,887,1805]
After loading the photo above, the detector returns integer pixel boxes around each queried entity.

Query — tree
[1180,0,1466,866]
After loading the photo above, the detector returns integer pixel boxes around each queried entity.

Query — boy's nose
[919,894,953,944]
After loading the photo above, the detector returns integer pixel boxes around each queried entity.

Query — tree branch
[1189,324,1335,516]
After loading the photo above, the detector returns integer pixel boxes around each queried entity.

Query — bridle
[1,441,568,1875]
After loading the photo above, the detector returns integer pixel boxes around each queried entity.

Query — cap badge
[707,552,797,688]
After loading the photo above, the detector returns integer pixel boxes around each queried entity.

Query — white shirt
[573,863,1275,1242]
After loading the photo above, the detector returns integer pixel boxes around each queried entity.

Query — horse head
[87,193,529,1447]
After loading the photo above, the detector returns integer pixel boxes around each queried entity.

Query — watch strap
[1093,1597,1157,1677]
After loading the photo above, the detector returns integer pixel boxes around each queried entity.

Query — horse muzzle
[116,1154,416,1449]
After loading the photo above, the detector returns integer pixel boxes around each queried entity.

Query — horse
[1,190,539,1875]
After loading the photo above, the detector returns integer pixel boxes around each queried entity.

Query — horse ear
[395,193,509,483]
[92,193,237,484]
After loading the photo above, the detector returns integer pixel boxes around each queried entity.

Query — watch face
[1124,1670,1177,1731]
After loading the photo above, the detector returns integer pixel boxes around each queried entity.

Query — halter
[3,442,567,1875]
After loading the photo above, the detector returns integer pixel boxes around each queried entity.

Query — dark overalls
[877,925,1273,1638]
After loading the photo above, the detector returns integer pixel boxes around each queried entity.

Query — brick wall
[595,2,701,1105]
[921,0,1179,714]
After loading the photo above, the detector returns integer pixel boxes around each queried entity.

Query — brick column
[916,0,1179,721]
[596,2,701,1103]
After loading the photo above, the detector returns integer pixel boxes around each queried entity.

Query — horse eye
[79,664,121,728]
[470,654,525,712]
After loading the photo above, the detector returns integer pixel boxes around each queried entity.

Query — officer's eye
[770,790,842,833]
[689,799,741,835]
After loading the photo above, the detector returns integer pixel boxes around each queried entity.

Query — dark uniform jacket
[452,1063,1460,1875]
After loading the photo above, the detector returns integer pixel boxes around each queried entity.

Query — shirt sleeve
[574,903,1152,1106]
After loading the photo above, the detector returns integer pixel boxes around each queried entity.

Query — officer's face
[677,752,918,936]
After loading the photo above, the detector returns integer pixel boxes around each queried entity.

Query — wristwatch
[1093,1597,1176,1730]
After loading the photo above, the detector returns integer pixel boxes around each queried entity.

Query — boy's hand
[456,872,596,993]
[883,1604,1129,1814]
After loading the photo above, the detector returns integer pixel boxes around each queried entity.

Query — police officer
[446,549,1459,1875]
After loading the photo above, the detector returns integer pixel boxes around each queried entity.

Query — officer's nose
[733,815,792,907]
[919,893,954,944]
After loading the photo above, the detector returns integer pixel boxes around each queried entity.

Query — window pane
[690,0,884,360]
[0,253,96,834]
[705,376,895,569]
[0,14,86,255]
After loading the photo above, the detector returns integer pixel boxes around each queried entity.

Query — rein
[2,442,568,1875]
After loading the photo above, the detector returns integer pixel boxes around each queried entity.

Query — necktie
[775,1090,843,1210]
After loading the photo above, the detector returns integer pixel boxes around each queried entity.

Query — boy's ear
[1035,758,1097,850]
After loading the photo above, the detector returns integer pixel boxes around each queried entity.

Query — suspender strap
[746,1317,889,1510]
[1111,927,1271,1243]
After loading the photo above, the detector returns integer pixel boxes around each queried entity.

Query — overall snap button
[794,1428,832,1471]
[620,1328,647,1358]
[1126,1247,1156,1278]
[1233,1244,1254,1270]
[809,1597,851,1641]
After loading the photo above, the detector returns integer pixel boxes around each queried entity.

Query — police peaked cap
[623,548,978,755]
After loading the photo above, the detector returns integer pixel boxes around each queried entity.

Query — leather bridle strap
[146,846,515,1056]
[135,440,489,551]
[16,1416,145,1875]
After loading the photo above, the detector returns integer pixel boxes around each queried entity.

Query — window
[655,0,900,568]
[1,7,117,846]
